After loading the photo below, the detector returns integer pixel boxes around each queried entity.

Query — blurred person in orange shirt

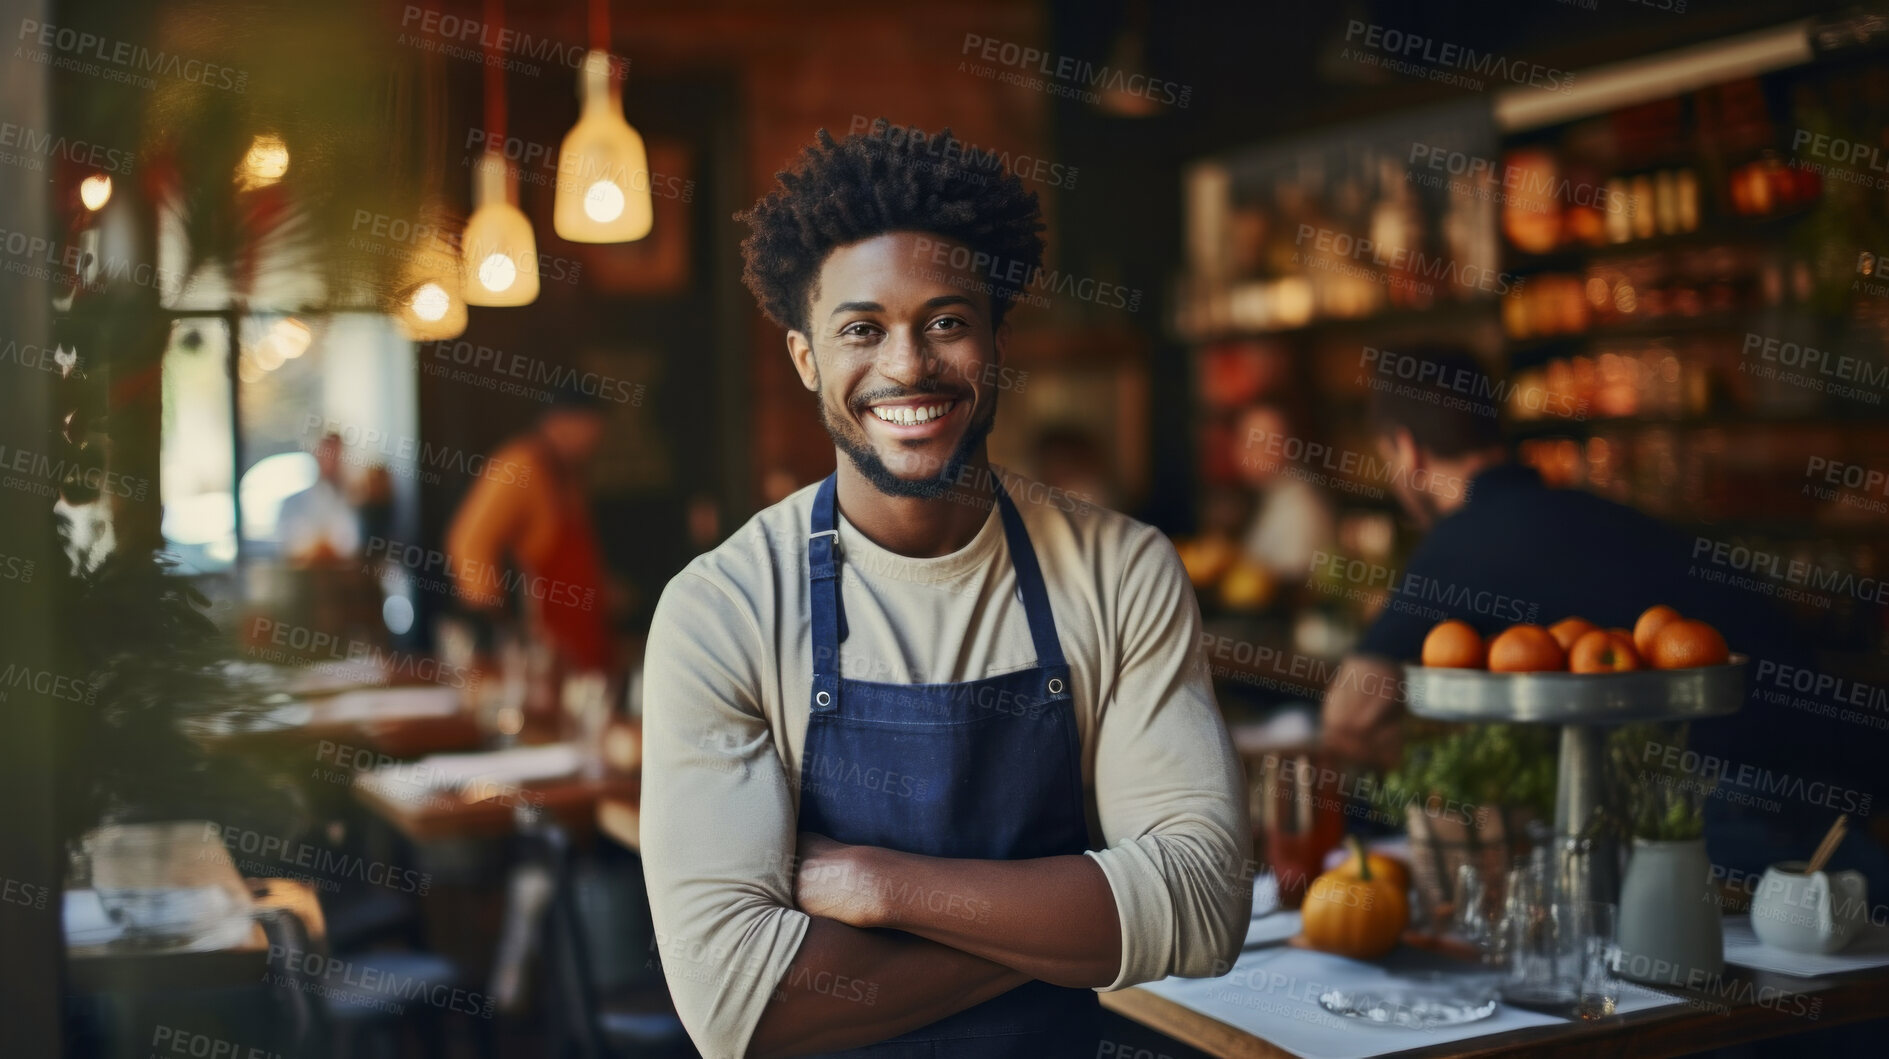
[446,389,615,672]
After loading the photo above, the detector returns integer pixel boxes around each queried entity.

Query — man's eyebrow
[827,295,977,319]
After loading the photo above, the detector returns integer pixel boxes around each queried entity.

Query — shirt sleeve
[640,569,809,1059]
[1086,525,1253,989]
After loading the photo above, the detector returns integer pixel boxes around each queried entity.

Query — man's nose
[875,329,936,387]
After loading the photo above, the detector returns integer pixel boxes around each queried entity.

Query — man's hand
[793,832,884,928]
[794,837,1121,988]
[1320,655,1404,769]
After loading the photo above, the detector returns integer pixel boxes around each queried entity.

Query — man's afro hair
[737,120,1045,334]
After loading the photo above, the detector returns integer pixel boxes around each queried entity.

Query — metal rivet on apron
[816,690,831,707]
[1047,678,1064,695]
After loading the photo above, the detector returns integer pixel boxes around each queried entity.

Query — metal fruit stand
[1403,658,1747,904]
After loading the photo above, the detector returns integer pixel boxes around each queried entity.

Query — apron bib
[797,473,1099,1058]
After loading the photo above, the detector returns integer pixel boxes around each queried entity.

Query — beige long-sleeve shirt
[640,469,1251,1057]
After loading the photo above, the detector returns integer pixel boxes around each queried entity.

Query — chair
[255,905,332,1057]
[262,888,485,1059]
[511,806,692,1058]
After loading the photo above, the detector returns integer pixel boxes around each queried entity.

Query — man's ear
[992,316,1010,366]
[786,331,819,392]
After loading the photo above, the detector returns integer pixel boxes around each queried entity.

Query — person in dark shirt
[1321,348,1888,892]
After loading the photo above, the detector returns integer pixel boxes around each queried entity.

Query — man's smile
[859,395,965,441]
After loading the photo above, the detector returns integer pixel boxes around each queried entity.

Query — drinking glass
[563,670,612,779]
[436,614,477,677]
[477,633,529,745]
[1490,857,1544,974]
[1577,902,1620,1020]
[1503,896,1616,1013]
[1454,862,1503,960]
[1256,753,1343,908]
[1499,856,1577,1008]
[1452,864,1480,933]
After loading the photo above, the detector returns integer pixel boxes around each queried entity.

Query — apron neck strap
[992,479,1067,669]
[807,471,1067,713]
[808,475,844,711]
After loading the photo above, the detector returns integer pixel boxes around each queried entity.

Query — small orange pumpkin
[1301,836,1409,960]
[1335,844,1411,899]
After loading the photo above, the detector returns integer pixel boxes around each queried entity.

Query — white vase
[1616,837,1723,986]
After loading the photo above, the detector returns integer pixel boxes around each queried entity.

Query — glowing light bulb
[272,318,312,359]
[553,50,653,243]
[238,134,290,190]
[79,174,112,211]
[478,252,517,293]
[584,180,625,223]
[410,282,450,322]
[461,153,539,306]
[393,221,468,340]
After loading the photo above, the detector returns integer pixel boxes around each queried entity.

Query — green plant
[1606,722,1711,842]
[1385,720,1714,843]
[1383,722,1557,821]
[56,547,301,839]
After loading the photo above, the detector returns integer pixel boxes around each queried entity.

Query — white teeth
[872,401,953,425]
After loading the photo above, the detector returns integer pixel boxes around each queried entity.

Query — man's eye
[930,317,966,332]
[840,322,879,338]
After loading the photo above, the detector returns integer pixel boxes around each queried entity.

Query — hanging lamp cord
[588,0,616,82]
[482,0,506,147]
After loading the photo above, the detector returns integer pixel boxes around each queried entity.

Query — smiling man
[640,121,1249,1058]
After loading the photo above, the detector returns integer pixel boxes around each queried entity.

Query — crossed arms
[642,531,1251,1058]
[735,838,1117,1055]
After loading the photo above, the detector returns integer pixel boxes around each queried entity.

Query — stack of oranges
[1420,605,1730,673]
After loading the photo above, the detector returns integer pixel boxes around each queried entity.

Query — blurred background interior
[4,0,1889,1056]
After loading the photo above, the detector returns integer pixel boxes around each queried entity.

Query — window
[161,312,418,581]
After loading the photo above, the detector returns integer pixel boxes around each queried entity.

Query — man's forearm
[748,918,1028,1058]
[844,849,1122,988]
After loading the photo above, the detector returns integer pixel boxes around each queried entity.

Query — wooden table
[1101,959,1889,1057]
[204,683,486,759]
[353,771,640,844]
[67,878,326,994]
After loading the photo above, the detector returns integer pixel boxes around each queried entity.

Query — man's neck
[832,453,996,559]
[1431,451,1506,519]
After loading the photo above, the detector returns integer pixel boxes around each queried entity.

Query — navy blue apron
[799,472,1100,1058]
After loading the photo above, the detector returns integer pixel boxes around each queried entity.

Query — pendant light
[1095,0,1162,118]
[393,217,468,340]
[463,153,539,306]
[554,46,653,243]
[461,0,539,306]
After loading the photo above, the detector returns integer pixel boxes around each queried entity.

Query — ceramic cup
[1750,861,1868,955]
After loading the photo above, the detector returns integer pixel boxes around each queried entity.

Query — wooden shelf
[1503,207,1820,275]
[1180,301,1497,345]
[1504,312,1763,356]
[1511,410,1889,438]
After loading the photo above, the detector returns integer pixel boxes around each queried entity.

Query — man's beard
[819,386,997,500]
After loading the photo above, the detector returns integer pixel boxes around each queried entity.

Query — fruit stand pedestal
[1403,659,1747,904]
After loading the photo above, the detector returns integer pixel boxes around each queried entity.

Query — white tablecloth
[354,742,580,806]
[1723,916,1889,977]
[1139,881,1685,1059]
